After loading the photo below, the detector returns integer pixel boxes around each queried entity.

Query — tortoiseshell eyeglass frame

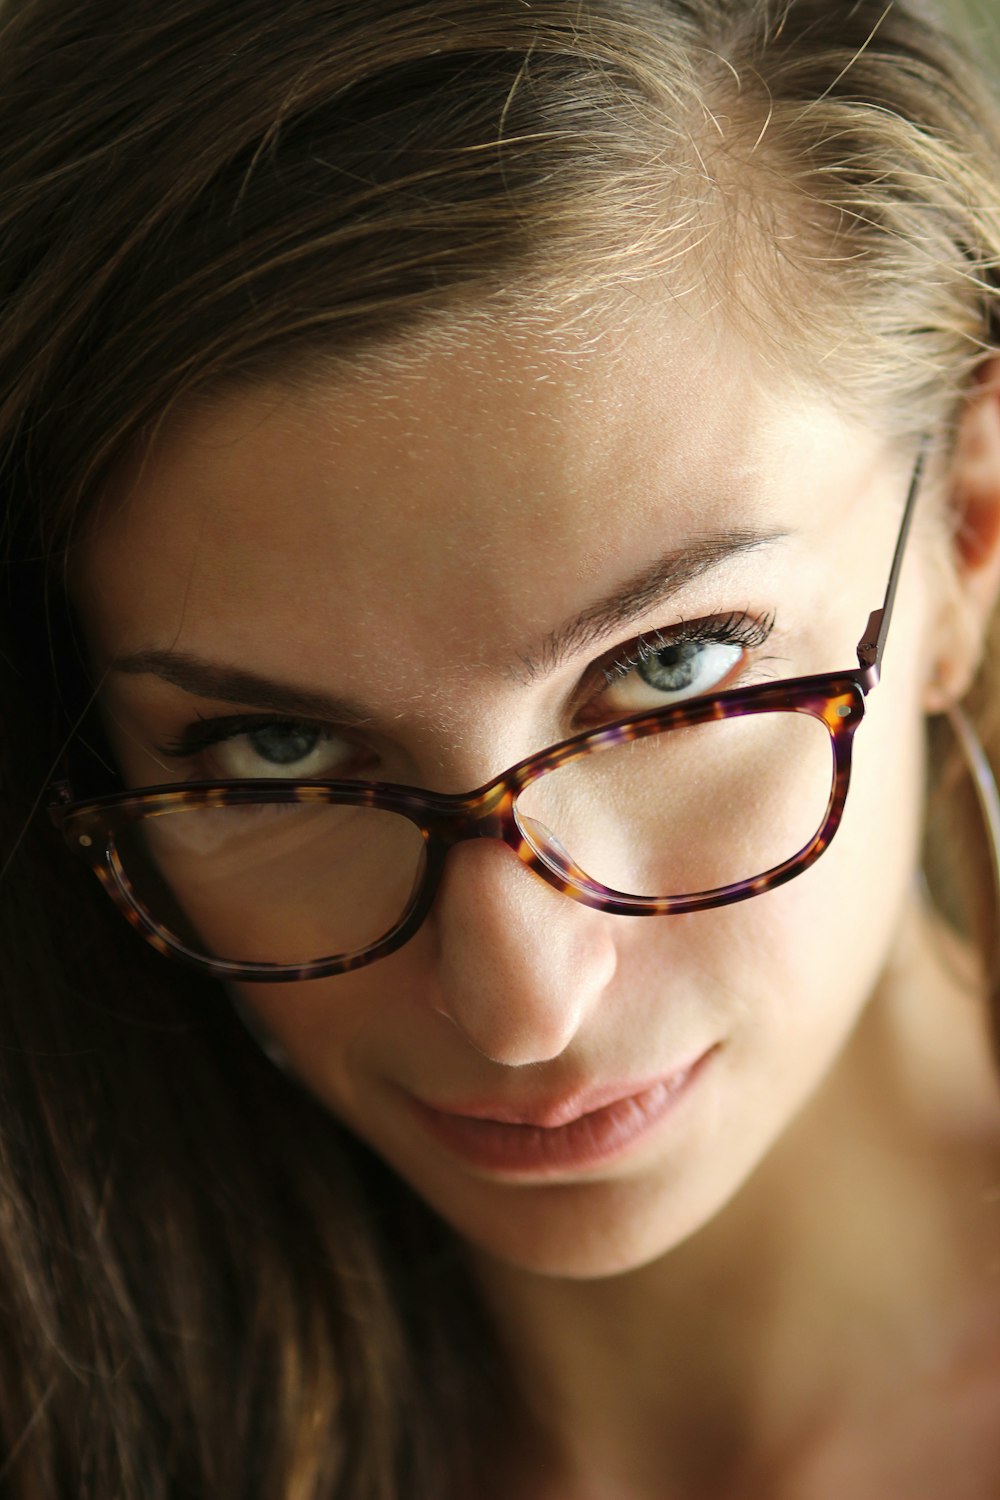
[48,446,928,983]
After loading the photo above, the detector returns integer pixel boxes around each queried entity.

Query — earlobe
[923,361,1000,713]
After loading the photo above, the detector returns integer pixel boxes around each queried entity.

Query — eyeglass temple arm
[856,443,928,682]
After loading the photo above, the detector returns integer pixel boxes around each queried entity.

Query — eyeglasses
[48,446,927,983]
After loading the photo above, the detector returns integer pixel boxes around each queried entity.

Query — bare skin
[74,305,1000,1497]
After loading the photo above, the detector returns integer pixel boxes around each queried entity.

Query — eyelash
[598,607,776,686]
[156,607,778,766]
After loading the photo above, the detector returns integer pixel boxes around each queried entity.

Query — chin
[397,1163,739,1281]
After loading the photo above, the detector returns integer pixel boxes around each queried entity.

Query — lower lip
[411,1050,716,1178]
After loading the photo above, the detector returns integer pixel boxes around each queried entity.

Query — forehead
[73,306,881,696]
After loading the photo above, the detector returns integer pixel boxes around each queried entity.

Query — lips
[410,1046,717,1176]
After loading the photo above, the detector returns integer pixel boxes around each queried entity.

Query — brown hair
[1,1,999,1494]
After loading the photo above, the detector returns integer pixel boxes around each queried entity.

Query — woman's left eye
[594,612,775,716]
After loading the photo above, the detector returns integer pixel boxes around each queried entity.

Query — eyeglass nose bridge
[419,786,521,854]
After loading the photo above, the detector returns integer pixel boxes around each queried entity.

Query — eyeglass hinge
[856,608,884,672]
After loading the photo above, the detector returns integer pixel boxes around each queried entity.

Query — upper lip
[415,1046,716,1129]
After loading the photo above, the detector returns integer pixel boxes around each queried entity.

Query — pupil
[247,724,320,765]
[638,642,699,692]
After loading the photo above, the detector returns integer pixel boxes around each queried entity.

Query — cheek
[229,975,381,1121]
[621,676,927,1117]
[719,672,925,1072]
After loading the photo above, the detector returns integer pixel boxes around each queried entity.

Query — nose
[427,838,618,1066]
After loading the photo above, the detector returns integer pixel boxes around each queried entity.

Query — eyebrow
[111,653,376,726]
[111,527,788,714]
[515,527,788,680]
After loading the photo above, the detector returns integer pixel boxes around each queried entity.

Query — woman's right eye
[598,638,745,715]
[159,718,367,780]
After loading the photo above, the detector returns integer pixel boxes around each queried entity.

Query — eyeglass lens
[111,709,835,967]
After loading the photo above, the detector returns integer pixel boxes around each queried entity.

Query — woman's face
[75,307,942,1277]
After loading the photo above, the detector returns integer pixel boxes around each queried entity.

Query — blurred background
[942,0,1000,63]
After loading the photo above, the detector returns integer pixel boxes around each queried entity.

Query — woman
[1,0,999,1494]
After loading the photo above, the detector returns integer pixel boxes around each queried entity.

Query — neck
[470,898,1000,1499]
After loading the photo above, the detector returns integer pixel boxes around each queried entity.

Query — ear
[923,359,1000,713]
